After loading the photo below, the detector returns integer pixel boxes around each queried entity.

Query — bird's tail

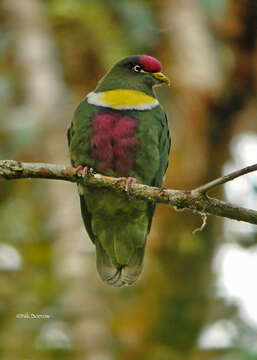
[79,191,150,286]
[91,213,148,287]
[95,240,145,287]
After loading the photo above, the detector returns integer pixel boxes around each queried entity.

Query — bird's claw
[75,165,94,178]
[159,186,167,196]
[117,177,136,192]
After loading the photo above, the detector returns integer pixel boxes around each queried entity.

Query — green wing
[146,111,170,232]
[153,112,171,187]
[68,100,100,169]
[67,100,99,245]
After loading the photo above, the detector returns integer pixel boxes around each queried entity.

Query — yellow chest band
[87,89,159,110]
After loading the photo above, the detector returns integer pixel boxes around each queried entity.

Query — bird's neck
[95,72,156,98]
[89,73,159,111]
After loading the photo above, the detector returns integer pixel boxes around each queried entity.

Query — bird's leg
[117,177,136,192]
[75,165,94,178]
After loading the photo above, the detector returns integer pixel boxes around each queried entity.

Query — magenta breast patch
[91,112,138,174]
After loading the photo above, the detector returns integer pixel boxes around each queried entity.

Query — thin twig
[0,160,257,225]
[192,164,257,195]
[192,214,208,234]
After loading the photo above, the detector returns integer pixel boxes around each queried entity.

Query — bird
[68,55,170,286]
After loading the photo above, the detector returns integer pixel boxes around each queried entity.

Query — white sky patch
[223,132,257,236]
[214,132,257,328]
[198,320,237,349]
[0,243,22,272]
[214,243,257,328]
[36,321,71,350]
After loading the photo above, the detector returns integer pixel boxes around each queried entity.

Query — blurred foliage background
[0,0,256,359]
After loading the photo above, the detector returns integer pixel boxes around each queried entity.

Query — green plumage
[68,55,170,286]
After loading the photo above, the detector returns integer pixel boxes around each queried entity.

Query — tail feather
[95,240,145,287]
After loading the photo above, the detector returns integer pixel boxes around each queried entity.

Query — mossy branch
[0,160,257,225]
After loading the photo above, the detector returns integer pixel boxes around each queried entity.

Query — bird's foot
[159,186,167,196]
[117,177,136,192]
[75,165,94,178]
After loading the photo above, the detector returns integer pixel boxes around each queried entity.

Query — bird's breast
[91,111,139,175]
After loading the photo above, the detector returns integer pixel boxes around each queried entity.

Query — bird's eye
[133,65,142,72]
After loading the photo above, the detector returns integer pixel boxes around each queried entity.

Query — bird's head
[96,55,170,95]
